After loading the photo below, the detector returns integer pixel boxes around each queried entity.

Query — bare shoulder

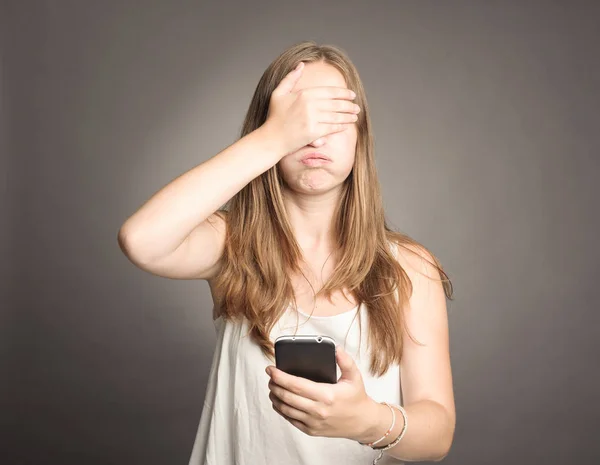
[392,240,444,285]
[391,239,451,331]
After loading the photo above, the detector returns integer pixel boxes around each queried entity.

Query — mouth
[301,158,331,166]
[300,152,332,163]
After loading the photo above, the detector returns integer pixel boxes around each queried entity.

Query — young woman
[118,41,456,465]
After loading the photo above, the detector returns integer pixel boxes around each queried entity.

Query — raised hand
[263,61,360,158]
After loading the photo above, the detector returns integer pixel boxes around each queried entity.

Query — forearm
[118,125,284,263]
[356,398,454,462]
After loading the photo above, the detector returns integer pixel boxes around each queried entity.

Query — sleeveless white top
[188,300,405,465]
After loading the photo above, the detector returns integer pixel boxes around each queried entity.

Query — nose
[309,137,326,148]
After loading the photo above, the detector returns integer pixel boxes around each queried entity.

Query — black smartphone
[274,335,338,384]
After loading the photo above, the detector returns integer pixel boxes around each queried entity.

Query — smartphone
[274,335,338,383]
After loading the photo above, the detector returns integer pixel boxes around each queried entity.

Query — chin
[295,177,348,194]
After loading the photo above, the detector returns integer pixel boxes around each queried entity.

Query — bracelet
[372,404,407,450]
[358,402,396,447]
[368,403,408,465]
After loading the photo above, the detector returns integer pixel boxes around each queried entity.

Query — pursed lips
[301,152,331,162]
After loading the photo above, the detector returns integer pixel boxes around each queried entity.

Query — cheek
[333,125,357,143]
[333,127,358,153]
[275,158,299,186]
[333,133,358,170]
[276,157,295,177]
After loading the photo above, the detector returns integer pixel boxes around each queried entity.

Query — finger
[317,111,359,125]
[316,100,360,125]
[298,85,356,102]
[269,391,311,424]
[269,379,315,415]
[272,401,312,435]
[285,416,312,436]
[318,99,360,115]
[319,122,355,136]
[269,367,326,402]
[273,62,304,96]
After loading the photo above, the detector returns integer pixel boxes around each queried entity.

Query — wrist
[256,123,289,162]
[355,398,391,444]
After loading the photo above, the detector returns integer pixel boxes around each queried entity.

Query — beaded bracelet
[371,403,408,464]
[357,402,408,465]
[359,402,396,447]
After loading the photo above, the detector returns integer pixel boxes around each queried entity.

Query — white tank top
[188,300,405,465]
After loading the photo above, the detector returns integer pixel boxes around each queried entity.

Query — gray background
[3,1,599,464]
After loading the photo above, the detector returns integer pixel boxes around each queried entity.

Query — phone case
[274,335,337,383]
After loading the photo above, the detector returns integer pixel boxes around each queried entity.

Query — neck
[282,186,343,252]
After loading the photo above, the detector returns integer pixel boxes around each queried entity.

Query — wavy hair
[211,40,453,376]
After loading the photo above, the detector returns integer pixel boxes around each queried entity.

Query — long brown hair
[212,40,453,377]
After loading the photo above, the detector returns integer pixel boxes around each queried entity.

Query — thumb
[273,61,304,96]
[336,344,361,383]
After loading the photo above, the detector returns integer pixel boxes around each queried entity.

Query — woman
[118,41,456,465]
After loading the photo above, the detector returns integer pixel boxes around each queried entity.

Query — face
[277,61,358,194]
